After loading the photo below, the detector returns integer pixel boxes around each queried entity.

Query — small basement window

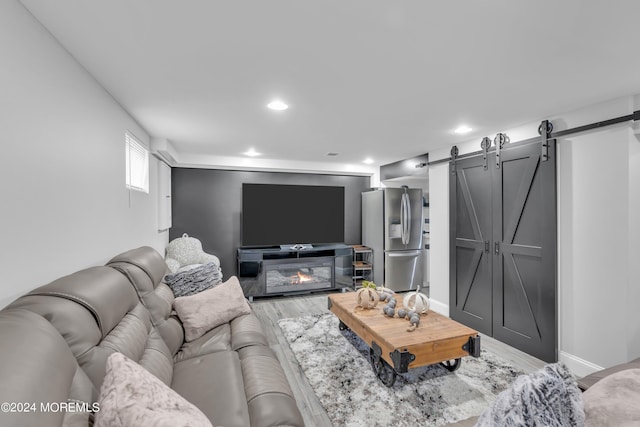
[125,131,149,193]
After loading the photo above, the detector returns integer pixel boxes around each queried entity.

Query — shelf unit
[351,245,373,288]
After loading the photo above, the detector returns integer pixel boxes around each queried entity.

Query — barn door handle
[494,242,500,255]
[484,241,490,253]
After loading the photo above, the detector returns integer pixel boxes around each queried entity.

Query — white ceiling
[19,0,640,169]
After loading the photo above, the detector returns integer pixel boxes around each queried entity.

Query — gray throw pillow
[173,276,251,342]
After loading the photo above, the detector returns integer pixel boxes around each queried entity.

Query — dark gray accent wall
[171,168,370,278]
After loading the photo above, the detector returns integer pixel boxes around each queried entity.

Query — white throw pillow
[94,352,212,427]
[173,276,251,342]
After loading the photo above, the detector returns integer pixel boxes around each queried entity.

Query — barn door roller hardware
[430,109,640,167]
[480,137,491,170]
[450,145,459,175]
[494,133,508,169]
[538,120,554,162]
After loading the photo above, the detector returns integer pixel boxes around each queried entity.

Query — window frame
[125,131,149,194]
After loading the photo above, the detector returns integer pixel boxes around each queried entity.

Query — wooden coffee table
[328,292,481,386]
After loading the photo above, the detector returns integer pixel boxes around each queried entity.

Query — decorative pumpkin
[361,280,377,289]
[356,287,380,309]
[376,284,392,293]
[403,286,430,314]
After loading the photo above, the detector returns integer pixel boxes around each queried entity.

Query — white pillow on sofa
[173,276,251,342]
[95,352,212,427]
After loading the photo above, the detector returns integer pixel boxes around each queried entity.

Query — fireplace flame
[292,271,312,284]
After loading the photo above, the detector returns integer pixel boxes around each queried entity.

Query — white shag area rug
[278,313,525,427]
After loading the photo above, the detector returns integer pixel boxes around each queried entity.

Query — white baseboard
[425,300,603,379]
[559,351,604,378]
[429,298,449,317]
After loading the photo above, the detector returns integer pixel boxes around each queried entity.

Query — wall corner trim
[559,351,604,378]
[428,298,449,317]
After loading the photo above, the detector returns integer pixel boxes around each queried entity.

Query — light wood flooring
[251,291,547,427]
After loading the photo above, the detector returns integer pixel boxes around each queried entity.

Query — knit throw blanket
[475,362,585,427]
[164,263,222,297]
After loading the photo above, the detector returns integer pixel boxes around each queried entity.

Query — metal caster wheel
[338,320,349,331]
[369,348,397,387]
[441,358,462,372]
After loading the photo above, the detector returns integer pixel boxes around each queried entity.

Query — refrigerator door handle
[400,193,406,244]
[387,250,422,257]
[405,192,412,244]
[403,193,410,244]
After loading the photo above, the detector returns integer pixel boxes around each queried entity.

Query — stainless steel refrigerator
[362,187,425,291]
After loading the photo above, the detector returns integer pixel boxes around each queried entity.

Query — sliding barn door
[493,140,557,362]
[450,139,557,362]
[449,156,493,335]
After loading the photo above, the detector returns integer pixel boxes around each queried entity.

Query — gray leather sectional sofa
[0,246,304,427]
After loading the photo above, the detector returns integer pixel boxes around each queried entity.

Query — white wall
[0,0,168,307]
[428,95,640,375]
[627,96,640,360]
[427,162,450,316]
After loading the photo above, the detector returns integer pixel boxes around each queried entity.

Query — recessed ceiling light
[267,100,289,111]
[363,158,374,164]
[243,148,261,157]
[327,152,339,157]
[454,125,473,134]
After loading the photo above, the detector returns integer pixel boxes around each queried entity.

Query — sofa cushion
[577,357,640,390]
[238,346,304,427]
[95,352,212,427]
[230,311,269,351]
[0,309,95,427]
[583,368,640,427]
[108,247,185,356]
[174,323,232,362]
[174,276,251,342]
[109,246,167,286]
[21,266,139,337]
[172,350,251,427]
[8,266,175,397]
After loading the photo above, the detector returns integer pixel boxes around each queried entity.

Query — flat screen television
[242,183,345,247]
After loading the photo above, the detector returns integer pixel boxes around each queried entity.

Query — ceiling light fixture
[267,100,289,111]
[454,125,473,134]
[243,148,261,157]
[363,158,374,165]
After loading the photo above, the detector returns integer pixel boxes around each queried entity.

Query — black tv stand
[237,244,352,300]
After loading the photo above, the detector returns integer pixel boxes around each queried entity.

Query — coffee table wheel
[338,320,349,331]
[369,348,397,387]
[441,358,462,372]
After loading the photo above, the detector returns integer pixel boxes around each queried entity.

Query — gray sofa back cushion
[8,266,174,398]
[0,309,94,427]
[108,246,185,356]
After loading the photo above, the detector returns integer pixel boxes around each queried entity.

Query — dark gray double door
[449,139,557,362]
